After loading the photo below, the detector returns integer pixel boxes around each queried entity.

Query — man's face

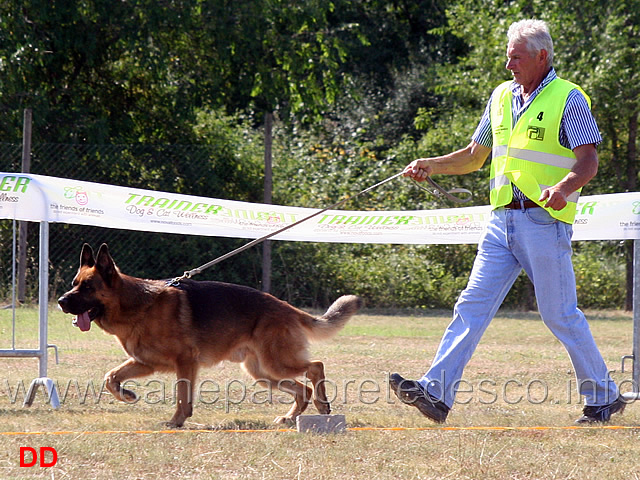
[506,40,547,90]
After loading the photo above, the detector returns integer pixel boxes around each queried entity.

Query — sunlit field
[0,306,638,479]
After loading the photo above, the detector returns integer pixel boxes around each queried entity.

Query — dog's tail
[303,295,362,341]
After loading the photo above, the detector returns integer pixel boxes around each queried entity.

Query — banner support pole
[622,239,640,402]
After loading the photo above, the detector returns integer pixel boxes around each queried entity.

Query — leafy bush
[572,241,626,309]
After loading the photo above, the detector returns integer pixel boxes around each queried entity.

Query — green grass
[0,305,639,479]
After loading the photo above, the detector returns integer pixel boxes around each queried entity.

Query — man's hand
[402,159,434,182]
[539,187,568,211]
[540,143,599,211]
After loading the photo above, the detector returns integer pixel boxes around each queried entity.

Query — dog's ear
[95,243,119,287]
[80,244,95,268]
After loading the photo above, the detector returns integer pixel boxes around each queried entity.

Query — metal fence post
[18,108,31,303]
[622,239,640,402]
[23,221,60,408]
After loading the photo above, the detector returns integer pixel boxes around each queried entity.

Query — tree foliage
[0,0,633,309]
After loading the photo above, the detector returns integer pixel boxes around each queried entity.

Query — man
[390,19,624,424]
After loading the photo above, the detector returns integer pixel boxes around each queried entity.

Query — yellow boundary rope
[1,425,638,436]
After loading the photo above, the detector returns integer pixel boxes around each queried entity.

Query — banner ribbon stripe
[1,173,639,244]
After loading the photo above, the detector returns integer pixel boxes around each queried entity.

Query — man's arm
[538,143,598,210]
[403,141,491,181]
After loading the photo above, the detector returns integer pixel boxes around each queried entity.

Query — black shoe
[389,373,449,423]
[575,396,626,424]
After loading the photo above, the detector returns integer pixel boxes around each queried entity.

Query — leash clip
[166,271,191,287]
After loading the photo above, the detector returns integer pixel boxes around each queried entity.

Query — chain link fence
[0,142,263,304]
[0,141,629,310]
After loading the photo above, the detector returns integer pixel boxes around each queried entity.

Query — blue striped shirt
[472,68,602,200]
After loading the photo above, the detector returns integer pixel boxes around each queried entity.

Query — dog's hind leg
[306,361,331,415]
[242,353,311,425]
[274,378,312,425]
[105,358,155,403]
[168,360,198,428]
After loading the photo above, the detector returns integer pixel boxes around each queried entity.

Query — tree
[177,1,363,291]
[549,1,640,309]
[1,1,261,148]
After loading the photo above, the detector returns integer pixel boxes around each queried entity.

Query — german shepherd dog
[58,244,361,427]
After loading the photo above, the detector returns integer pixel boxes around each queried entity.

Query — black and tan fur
[58,243,361,427]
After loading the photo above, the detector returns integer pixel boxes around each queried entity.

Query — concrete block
[296,414,346,434]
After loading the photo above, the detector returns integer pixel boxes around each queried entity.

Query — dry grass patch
[0,305,639,479]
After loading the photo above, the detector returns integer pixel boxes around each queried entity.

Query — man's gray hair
[507,19,554,68]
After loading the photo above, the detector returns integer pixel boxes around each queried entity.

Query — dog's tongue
[74,311,92,332]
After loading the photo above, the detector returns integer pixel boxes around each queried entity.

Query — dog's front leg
[167,361,198,428]
[105,358,155,403]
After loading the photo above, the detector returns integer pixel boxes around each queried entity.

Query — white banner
[1,173,639,243]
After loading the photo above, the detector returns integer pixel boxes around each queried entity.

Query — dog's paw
[315,402,331,415]
[120,388,138,403]
[273,415,295,426]
[164,421,184,429]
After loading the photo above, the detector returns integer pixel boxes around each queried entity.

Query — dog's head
[57,243,120,332]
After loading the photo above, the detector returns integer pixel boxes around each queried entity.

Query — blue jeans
[419,207,619,408]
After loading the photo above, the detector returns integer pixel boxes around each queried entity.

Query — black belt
[503,199,539,210]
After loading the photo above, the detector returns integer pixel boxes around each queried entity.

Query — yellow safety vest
[489,78,590,224]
